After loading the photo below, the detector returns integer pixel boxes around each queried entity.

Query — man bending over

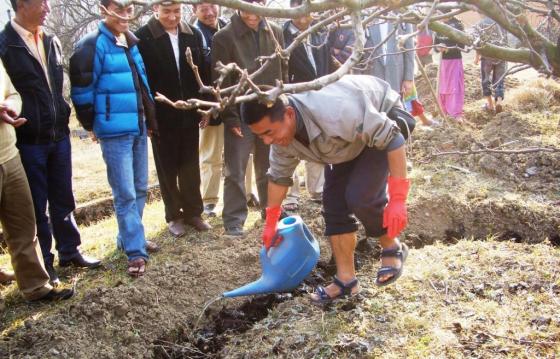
[240,75,411,304]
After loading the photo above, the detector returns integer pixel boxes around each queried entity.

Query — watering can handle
[270,233,282,249]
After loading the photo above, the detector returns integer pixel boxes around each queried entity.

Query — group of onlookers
[0,0,508,303]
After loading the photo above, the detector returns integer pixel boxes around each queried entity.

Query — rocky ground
[1,66,559,358]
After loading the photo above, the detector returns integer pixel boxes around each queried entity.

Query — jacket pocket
[105,95,110,121]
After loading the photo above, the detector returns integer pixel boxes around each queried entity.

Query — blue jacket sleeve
[69,31,100,131]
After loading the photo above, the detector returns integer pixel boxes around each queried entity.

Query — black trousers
[152,126,203,222]
[322,146,389,237]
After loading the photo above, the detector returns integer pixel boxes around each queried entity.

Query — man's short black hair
[100,0,114,7]
[240,95,288,125]
[10,0,17,11]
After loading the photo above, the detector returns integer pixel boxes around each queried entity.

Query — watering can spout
[222,215,320,298]
[223,278,274,298]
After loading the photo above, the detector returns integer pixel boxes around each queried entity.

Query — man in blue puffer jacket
[69,0,159,277]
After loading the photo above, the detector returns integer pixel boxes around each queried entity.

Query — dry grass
[504,78,560,112]
[225,240,560,358]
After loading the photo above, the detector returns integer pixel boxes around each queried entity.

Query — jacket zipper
[45,40,58,141]
[123,47,144,136]
[106,95,110,121]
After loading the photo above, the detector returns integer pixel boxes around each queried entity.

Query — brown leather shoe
[146,240,160,253]
[185,216,212,231]
[168,220,187,237]
[0,269,15,285]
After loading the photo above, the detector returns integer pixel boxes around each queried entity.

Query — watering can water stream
[223,215,320,298]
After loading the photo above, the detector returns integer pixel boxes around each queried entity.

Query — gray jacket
[354,21,415,92]
[268,75,403,184]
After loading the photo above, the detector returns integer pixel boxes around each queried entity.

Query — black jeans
[322,146,389,237]
[152,126,203,222]
[17,135,81,265]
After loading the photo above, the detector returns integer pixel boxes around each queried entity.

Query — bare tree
[89,0,560,116]
[45,0,101,63]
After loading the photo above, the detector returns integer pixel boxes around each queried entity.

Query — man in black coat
[136,1,211,236]
[281,0,338,212]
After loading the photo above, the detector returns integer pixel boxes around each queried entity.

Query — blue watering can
[223,215,320,298]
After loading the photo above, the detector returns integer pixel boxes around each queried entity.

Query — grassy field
[69,116,159,204]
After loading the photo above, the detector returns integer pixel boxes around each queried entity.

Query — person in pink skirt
[435,14,465,123]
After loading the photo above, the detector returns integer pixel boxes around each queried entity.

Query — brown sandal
[127,258,146,278]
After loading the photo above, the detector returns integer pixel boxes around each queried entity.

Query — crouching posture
[240,75,411,304]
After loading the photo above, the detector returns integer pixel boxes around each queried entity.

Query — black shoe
[36,287,74,302]
[224,226,244,237]
[45,263,60,287]
[59,253,101,268]
[247,193,260,208]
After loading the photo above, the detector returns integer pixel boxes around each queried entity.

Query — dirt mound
[410,92,560,198]
[0,228,264,358]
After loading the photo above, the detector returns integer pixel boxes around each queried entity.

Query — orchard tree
[96,0,560,116]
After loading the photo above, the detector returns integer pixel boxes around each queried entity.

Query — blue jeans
[99,132,148,261]
[17,135,81,266]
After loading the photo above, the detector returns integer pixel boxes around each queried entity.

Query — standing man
[194,2,258,217]
[0,60,73,303]
[70,0,158,277]
[193,2,227,217]
[357,18,415,96]
[281,0,338,211]
[136,1,211,237]
[211,0,286,236]
[0,0,100,286]
[241,75,411,303]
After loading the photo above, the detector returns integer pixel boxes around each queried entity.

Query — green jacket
[211,13,286,128]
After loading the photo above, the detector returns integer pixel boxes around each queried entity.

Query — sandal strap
[332,276,359,297]
[377,266,399,276]
[380,243,403,259]
[128,258,146,266]
[315,286,330,301]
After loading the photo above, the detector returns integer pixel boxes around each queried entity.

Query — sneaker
[168,220,187,237]
[224,226,244,237]
[203,203,217,217]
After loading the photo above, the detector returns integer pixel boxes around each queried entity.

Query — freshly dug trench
[407,194,560,246]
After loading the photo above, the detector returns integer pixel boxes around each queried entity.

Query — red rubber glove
[262,206,283,251]
[383,176,410,238]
